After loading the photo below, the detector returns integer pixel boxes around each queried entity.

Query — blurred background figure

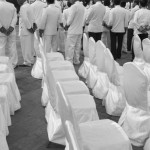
[65,0,85,64]
[127,0,139,59]
[0,0,18,68]
[101,0,111,49]
[121,0,130,54]
[86,0,106,42]
[39,0,63,53]
[31,0,47,57]
[18,0,35,66]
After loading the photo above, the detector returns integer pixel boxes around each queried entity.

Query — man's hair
[46,0,55,4]
[67,1,72,7]
[113,0,121,5]
[104,0,110,6]
[134,0,139,5]
[139,0,148,7]
[120,1,126,7]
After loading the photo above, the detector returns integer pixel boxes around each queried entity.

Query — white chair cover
[0,56,14,73]
[144,138,150,150]
[89,37,96,65]
[142,38,150,85]
[0,73,21,115]
[133,34,145,69]
[31,57,43,79]
[78,34,90,79]
[96,41,106,72]
[83,33,89,59]
[0,131,9,150]
[86,65,98,89]
[119,63,150,146]
[0,85,11,127]
[65,121,81,150]
[104,83,126,116]
[0,105,8,136]
[104,48,120,86]
[0,64,11,73]
[92,72,110,100]
[56,82,132,150]
[78,61,90,79]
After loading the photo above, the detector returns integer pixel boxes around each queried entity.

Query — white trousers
[43,35,57,53]
[65,34,82,63]
[101,31,111,50]
[20,34,34,65]
[0,32,18,66]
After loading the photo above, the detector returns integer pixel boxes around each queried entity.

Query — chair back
[89,37,96,65]
[142,38,150,64]
[39,37,57,112]
[96,40,106,72]
[65,121,82,150]
[123,62,149,111]
[56,82,82,149]
[104,48,119,85]
[83,33,89,58]
[133,34,143,59]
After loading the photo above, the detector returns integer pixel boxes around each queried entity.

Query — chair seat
[0,73,21,115]
[0,85,11,127]
[0,131,9,150]
[80,119,132,150]
[49,60,74,71]
[67,94,99,123]
[52,70,79,82]
[47,52,64,61]
[61,80,89,95]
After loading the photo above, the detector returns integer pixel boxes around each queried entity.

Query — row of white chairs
[79,33,125,116]
[0,56,21,150]
[35,34,133,150]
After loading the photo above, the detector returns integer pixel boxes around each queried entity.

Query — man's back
[31,0,47,27]
[40,4,61,35]
[87,1,106,32]
[67,1,85,34]
[0,1,16,30]
[109,5,127,33]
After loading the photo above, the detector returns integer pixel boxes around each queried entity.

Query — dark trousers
[110,31,124,60]
[89,32,102,42]
[132,33,148,60]
[127,28,134,51]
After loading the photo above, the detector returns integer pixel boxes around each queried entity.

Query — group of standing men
[0,0,150,67]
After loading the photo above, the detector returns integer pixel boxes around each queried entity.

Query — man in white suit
[65,0,85,64]
[31,0,47,57]
[0,0,18,68]
[19,0,35,66]
[39,0,62,53]
[86,0,106,42]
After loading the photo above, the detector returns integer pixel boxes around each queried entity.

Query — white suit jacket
[39,4,62,36]
[86,1,106,33]
[0,0,17,36]
[19,1,35,36]
[30,0,47,29]
[67,1,85,35]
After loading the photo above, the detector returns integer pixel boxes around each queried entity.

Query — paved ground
[6,27,143,150]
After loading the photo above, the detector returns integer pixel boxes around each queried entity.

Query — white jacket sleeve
[10,7,17,28]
